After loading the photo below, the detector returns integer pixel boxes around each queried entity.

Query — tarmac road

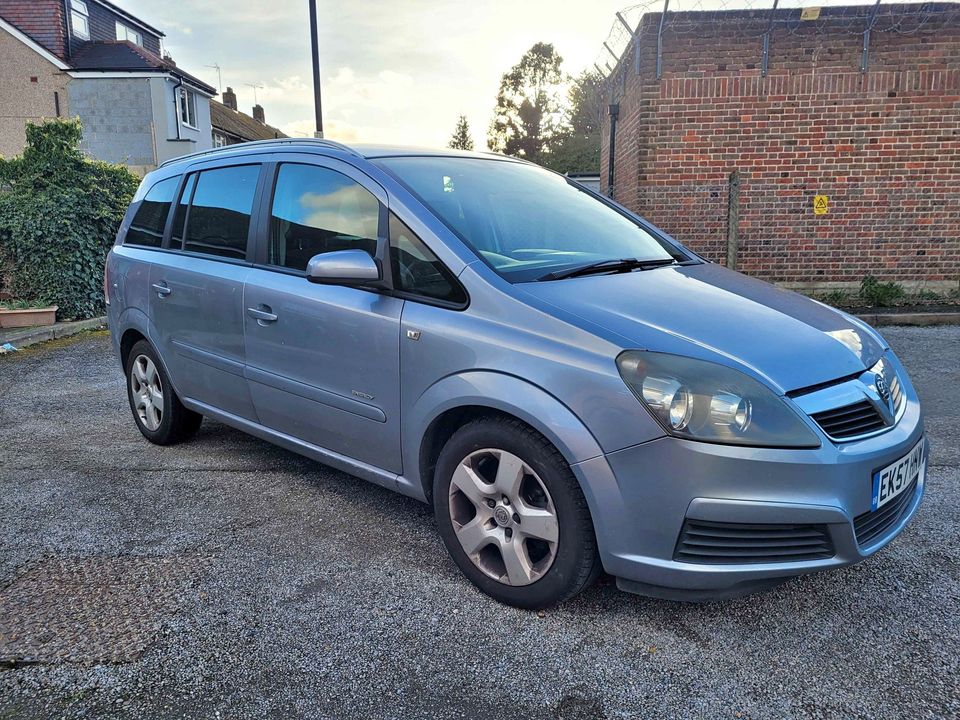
[0,327,958,719]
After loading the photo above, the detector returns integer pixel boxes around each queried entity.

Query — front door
[242,159,404,473]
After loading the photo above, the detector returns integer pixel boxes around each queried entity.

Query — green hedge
[0,118,139,320]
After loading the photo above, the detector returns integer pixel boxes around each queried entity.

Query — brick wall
[601,5,960,290]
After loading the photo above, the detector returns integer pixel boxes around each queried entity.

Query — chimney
[222,87,237,110]
[252,104,265,124]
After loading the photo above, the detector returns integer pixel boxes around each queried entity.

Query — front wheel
[433,417,601,609]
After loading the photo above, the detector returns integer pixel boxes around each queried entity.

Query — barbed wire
[592,0,960,78]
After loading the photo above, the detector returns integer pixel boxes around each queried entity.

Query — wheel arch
[113,308,182,397]
[402,371,605,504]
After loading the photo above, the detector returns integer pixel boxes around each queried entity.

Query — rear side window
[182,165,260,260]
[268,163,380,271]
[125,176,178,247]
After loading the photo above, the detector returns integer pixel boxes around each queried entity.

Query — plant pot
[0,306,58,329]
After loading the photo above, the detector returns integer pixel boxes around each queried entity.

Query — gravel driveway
[0,327,958,719]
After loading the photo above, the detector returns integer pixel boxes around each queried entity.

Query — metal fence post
[861,0,883,73]
[726,171,741,270]
[656,0,670,79]
[761,0,780,77]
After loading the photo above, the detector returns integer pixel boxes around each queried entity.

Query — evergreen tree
[542,70,604,174]
[487,43,565,164]
[448,115,474,150]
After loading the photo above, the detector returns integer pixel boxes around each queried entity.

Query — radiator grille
[812,400,887,439]
[854,478,918,547]
[674,519,835,564]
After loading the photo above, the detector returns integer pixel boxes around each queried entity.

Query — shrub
[859,275,906,308]
[817,289,855,308]
[0,119,139,320]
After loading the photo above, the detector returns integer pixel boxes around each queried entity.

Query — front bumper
[573,387,926,600]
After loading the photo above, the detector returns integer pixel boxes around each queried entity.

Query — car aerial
[105,138,927,608]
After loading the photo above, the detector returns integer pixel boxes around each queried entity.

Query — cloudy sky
[121,0,629,149]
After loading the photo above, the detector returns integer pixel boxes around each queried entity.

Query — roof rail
[158,137,361,168]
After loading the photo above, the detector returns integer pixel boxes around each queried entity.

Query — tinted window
[390,213,466,305]
[126,177,178,247]
[375,157,677,283]
[183,165,260,260]
[268,164,379,271]
[170,173,196,250]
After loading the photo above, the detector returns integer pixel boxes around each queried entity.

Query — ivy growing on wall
[0,118,139,320]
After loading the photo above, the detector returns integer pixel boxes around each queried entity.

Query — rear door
[149,160,264,420]
[242,156,404,473]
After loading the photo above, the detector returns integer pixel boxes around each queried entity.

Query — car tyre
[125,340,202,445]
[433,417,601,609]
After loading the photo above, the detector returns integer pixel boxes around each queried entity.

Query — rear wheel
[125,340,202,445]
[433,417,601,608]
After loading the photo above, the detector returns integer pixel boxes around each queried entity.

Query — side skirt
[183,397,403,495]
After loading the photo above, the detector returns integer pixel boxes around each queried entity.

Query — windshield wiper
[537,257,676,281]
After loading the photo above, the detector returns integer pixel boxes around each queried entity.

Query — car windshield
[374,156,679,282]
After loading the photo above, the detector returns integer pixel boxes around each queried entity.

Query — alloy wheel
[448,448,559,586]
[130,354,163,431]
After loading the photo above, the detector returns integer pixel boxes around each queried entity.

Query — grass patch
[811,278,960,310]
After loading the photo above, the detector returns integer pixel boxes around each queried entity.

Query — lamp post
[309,0,324,138]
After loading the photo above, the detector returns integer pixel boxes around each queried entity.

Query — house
[0,0,216,173]
[211,87,286,147]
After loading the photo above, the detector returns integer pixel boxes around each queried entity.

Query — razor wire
[592,0,960,81]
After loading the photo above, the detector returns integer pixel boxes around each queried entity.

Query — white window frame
[179,87,198,129]
[213,132,227,148]
[116,21,143,46]
[70,0,90,41]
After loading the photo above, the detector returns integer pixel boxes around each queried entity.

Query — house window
[70,0,90,40]
[179,88,198,129]
[116,21,143,46]
[213,132,228,148]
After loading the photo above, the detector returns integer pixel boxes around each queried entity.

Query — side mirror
[305,249,381,286]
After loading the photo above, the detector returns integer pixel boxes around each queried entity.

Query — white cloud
[120,0,628,149]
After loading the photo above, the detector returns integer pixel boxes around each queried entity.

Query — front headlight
[617,351,820,448]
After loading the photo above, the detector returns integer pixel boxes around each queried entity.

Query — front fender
[399,370,605,501]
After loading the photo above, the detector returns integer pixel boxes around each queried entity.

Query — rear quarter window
[125,176,179,248]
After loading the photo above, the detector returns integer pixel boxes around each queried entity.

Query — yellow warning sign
[800,7,822,21]
[813,195,829,215]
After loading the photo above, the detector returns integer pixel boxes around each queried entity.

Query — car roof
[157,138,517,171]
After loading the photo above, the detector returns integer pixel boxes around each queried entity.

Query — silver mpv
[107,139,926,608]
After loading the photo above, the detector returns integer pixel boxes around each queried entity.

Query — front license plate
[872,437,925,511]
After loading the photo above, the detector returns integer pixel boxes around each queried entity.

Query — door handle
[247,305,278,324]
[152,282,172,297]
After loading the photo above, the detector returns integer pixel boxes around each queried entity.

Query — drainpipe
[171,78,183,142]
[607,103,620,199]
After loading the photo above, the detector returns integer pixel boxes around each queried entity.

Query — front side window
[70,0,89,40]
[375,156,680,283]
[268,164,379,271]
[125,176,178,247]
[116,21,143,46]
[179,88,198,128]
[182,165,260,259]
[390,213,466,305]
